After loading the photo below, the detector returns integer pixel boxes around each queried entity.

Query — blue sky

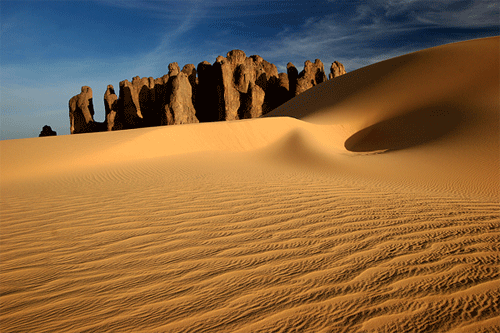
[1,0,498,140]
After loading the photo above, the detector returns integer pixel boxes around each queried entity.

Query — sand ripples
[1,167,498,332]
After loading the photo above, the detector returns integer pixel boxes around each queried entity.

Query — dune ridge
[1,37,499,332]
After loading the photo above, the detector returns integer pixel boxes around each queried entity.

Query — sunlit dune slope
[1,37,499,333]
[265,36,500,199]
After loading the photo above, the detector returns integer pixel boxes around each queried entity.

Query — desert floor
[1,37,499,332]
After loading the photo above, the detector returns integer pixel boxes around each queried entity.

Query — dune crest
[1,37,499,332]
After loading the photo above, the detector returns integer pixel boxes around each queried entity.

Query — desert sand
[1,37,499,332]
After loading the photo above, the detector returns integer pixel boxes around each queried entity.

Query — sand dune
[1,37,499,332]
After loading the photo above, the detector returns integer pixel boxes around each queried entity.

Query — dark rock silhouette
[287,63,299,99]
[195,61,219,122]
[39,125,57,137]
[68,51,346,134]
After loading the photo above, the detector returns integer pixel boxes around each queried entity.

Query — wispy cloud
[375,0,499,26]
[259,0,499,71]
[97,0,202,19]
[97,0,295,19]
[413,0,500,26]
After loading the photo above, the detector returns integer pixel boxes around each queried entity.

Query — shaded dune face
[267,37,499,136]
[344,104,463,152]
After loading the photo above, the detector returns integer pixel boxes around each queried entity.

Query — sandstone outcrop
[118,76,157,129]
[69,86,96,134]
[293,59,327,96]
[163,72,199,125]
[104,85,119,131]
[168,62,180,76]
[211,50,295,121]
[39,125,57,137]
[214,50,282,120]
[241,82,265,119]
[68,51,346,134]
[329,61,346,79]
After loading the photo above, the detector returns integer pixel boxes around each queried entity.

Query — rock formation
[69,86,96,134]
[329,61,346,79]
[163,72,199,125]
[118,76,157,129]
[240,82,265,119]
[213,50,286,121]
[287,63,299,99]
[39,125,57,137]
[104,85,119,131]
[68,51,346,134]
[292,59,327,96]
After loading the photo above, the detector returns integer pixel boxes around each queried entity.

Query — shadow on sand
[344,103,463,152]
